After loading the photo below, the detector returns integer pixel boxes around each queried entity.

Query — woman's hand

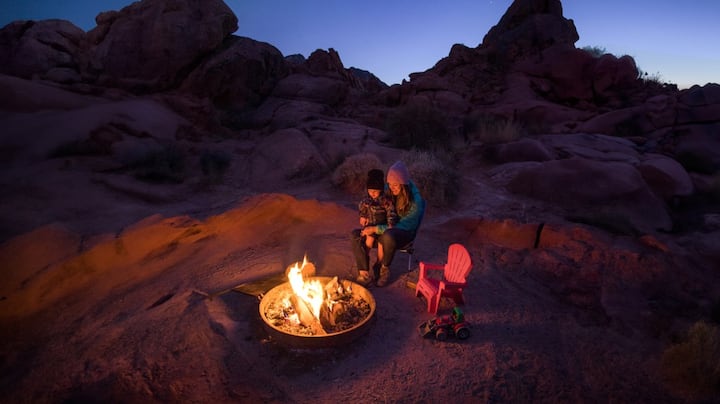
[361,226,376,236]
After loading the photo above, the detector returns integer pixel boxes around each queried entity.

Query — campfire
[259,256,375,348]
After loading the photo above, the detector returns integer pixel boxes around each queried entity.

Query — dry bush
[581,45,607,58]
[333,151,458,207]
[385,103,451,151]
[402,150,458,207]
[123,144,187,184]
[710,173,720,201]
[662,320,720,397]
[200,149,232,184]
[676,149,718,175]
[49,138,108,158]
[331,153,383,195]
[464,113,523,145]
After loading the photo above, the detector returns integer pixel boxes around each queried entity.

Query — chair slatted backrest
[444,243,472,283]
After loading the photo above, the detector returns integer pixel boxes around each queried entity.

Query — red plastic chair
[415,243,472,314]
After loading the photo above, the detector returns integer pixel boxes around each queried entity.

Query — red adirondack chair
[415,243,472,314]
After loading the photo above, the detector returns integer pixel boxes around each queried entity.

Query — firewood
[290,294,327,335]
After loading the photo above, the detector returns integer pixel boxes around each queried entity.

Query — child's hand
[361,226,377,236]
[359,217,369,227]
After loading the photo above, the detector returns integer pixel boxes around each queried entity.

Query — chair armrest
[438,280,467,291]
[419,262,445,279]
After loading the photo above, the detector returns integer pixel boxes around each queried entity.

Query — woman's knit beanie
[366,169,385,190]
[386,161,410,185]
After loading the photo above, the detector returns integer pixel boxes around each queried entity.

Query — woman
[352,160,425,287]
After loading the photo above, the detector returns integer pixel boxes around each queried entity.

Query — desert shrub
[332,151,458,206]
[662,321,720,396]
[581,45,607,58]
[200,149,232,184]
[583,45,607,58]
[385,103,451,151]
[402,150,459,207]
[675,149,718,175]
[612,118,645,138]
[331,153,383,195]
[711,298,720,324]
[48,138,106,158]
[706,173,720,202]
[463,113,523,145]
[125,145,186,183]
[637,67,665,85]
[643,72,664,85]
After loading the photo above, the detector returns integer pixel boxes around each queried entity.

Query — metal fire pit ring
[259,276,376,348]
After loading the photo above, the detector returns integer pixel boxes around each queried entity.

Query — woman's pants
[350,228,415,272]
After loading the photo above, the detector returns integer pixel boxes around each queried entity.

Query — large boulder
[272,74,350,106]
[304,48,357,83]
[181,36,288,109]
[246,128,328,190]
[537,133,639,163]
[0,20,87,83]
[348,67,388,93]
[488,137,556,163]
[578,105,656,137]
[673,124,720,175]
[1,96,189,161]
[592,54,639,97]
[0,73,104,112]
[244,97,333,130]
[266,49,383,108]
[504,157,672,234]
[85,0,238,92]
[514,45,595,102]
[636,154,694,201]
[514,47,640,106]
[481,0,579,63]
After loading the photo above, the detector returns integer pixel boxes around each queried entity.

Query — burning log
[289,294,327,335]
[319,301,349,329]
[323,276,344,300]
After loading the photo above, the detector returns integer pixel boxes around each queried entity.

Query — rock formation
[1,0,719,402]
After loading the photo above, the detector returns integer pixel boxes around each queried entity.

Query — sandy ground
[0,170,688,403]
[0,75,713,402]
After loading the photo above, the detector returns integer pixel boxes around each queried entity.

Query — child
[357,169,397,279]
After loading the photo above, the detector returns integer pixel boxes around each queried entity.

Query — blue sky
[1,0,718,89]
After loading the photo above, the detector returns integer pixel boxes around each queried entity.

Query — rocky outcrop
[636,154,694,201]
[482,0,579,61]
[180,36,288,109]
[487,133,697,234]
[592,54,640,100]
[0,20,87,83]
[0,0,718,237]
[85,0,238,92]
[2,3,720,401]
[505,157,673,234]
[246,128,328,189]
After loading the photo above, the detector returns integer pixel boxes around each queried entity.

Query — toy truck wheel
[455,326,470,340]
[435,328,447,341]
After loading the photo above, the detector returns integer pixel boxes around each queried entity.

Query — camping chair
[415,243,472,314]
[398,241,415,271]
[399,219,423,272]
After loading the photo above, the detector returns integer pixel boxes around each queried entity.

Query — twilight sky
[1,0,718,89]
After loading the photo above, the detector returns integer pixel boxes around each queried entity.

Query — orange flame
[287,255,324,319]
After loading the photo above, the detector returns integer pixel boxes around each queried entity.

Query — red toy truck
[418,306,470,341]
